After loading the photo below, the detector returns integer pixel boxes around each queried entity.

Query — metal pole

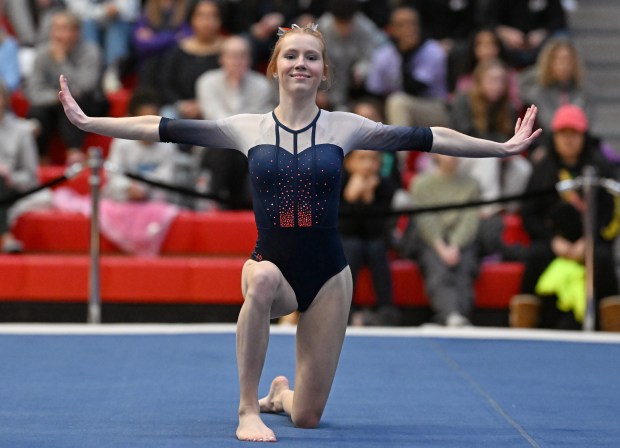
[582,165,597,332]
[88,147,103,324]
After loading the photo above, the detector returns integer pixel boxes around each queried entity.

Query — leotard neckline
[271,109,321,134]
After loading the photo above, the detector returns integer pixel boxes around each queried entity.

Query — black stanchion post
[582,165,597,332]
[88,147,103,324]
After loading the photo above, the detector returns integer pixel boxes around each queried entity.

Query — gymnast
[58,23,541,443]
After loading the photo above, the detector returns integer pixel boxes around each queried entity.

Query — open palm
[505,105,543,155]
[58,75,88,130]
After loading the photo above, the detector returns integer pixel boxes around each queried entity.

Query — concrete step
[591,103,620,139]
[587,71,620,102]
[568,6,620,33]
[575,36,620,65]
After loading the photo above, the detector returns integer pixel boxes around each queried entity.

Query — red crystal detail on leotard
[298,210,312,227]
[279,211,294,227]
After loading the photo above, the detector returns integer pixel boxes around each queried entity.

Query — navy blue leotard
[160,110,432,311]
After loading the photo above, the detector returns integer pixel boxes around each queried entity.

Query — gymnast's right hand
[58,74,88,130]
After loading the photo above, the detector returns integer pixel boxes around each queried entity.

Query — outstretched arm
[58,75,160,141]
[430,105,543,158]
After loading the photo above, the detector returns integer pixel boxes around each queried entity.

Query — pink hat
[551,104,589,133]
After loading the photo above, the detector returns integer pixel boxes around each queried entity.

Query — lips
[290,73,310,79]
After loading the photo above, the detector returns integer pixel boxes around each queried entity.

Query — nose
[294,55,307,69]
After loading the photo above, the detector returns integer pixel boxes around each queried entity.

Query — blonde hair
[266,25,331,88]
[468,59,513,137]
[537,37,584,88]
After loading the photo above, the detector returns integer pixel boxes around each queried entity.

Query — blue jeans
[82,19,133,65]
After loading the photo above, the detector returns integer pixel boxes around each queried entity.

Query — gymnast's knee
[292,411,321,429]
[246,263,281,309]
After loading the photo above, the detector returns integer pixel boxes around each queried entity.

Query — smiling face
[276,34,325,95]
[267,30,328,101]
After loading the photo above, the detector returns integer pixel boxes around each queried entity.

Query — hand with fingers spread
[430,104,542,158]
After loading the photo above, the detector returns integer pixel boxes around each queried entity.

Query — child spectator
[408,153,481,326]
[339,148,400,326]
[103,89,177,203]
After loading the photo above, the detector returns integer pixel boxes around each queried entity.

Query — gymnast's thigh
[241,259,298,319]
[292,266,353,420]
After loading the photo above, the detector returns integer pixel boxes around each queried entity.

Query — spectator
[2,0,65,47]
[454,28,521,109]
[196,35,275,120]
[103,89,176,203]
[339,148,400,326]
[159,0,223,119]
[195,34,274,210]
[0,80,39,253]
[401,0,480,90]
[482,0,567,68]
[0,15,20,92]
[25,10,105,164]
[133,0,191,90]
[317,0,387,110]
[352,98,402,193]
[451,58,531,261]
[510,104,620,330]
[65,0,141,93]
[366,6,450,131]
[408,153,481,326]
[519,37,589,135]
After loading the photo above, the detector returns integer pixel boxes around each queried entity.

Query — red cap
[551,104,589,133]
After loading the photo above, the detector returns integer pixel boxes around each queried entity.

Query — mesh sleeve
[159,117,239,149]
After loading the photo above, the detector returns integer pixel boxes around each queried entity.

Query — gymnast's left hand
[503,105,543,155]
[58,74,89,131]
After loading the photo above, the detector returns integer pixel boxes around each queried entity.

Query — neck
[274,94,319,129]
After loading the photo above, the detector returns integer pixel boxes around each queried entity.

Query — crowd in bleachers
[1,0,619,330]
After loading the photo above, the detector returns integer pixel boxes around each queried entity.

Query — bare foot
[259,376,290,413]
[236,412,277,442]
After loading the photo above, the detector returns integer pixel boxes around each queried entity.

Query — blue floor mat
[0,328,618,447]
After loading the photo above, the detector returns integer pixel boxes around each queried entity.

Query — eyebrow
[282,48,321,55]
